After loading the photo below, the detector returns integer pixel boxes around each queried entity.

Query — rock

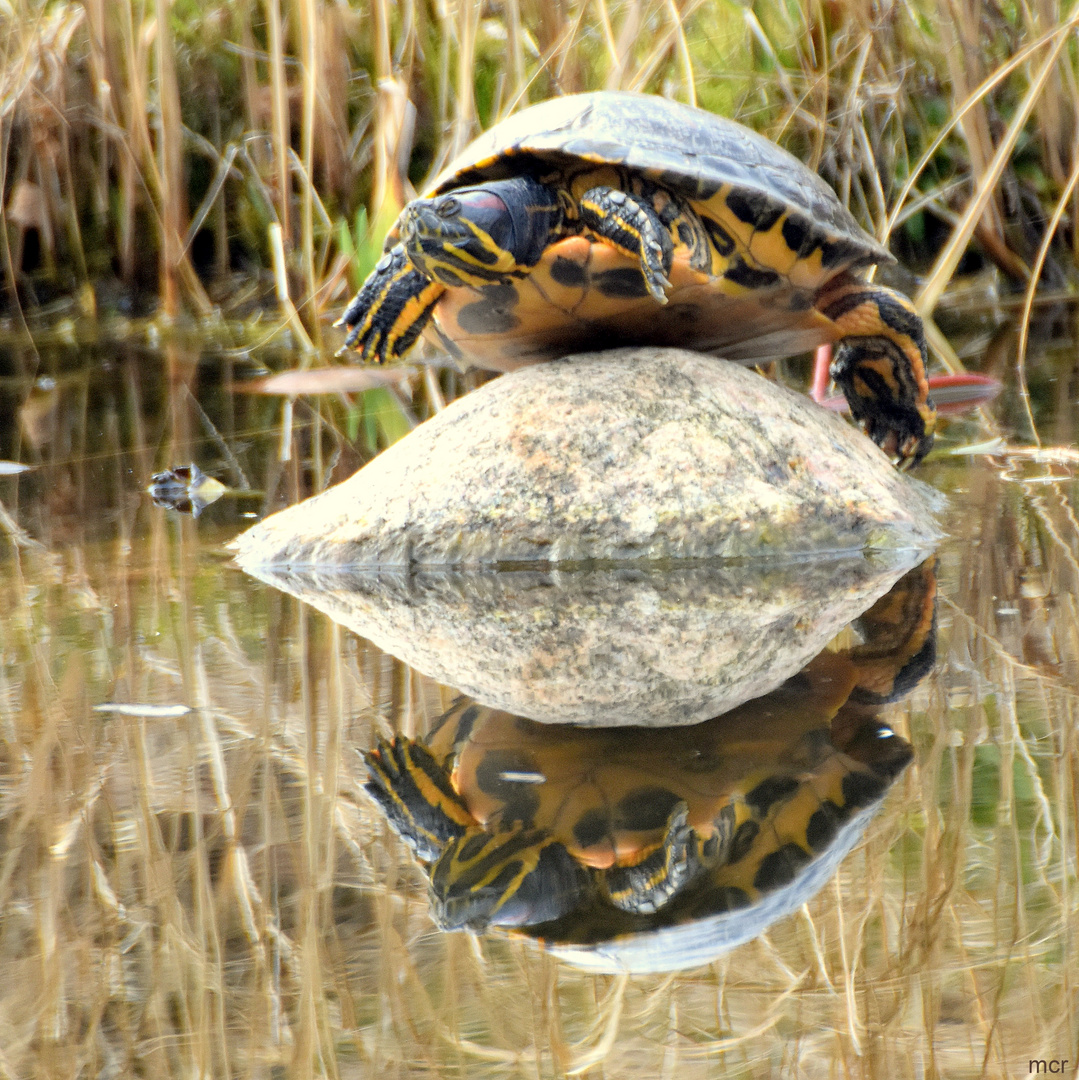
[232,347,943,569]
[239,552,931,726]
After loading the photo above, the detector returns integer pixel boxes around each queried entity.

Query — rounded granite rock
[232,347,943,569]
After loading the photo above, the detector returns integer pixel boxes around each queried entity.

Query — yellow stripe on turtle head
[430,217,522,283]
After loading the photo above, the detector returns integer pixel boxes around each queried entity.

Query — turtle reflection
[147,464,226,517]
[364,558,935,972]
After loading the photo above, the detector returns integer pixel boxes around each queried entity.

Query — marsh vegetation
[1,0,1078,1076]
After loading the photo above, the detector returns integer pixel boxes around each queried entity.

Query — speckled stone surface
[233,348,942,569]
[241,553,930,726]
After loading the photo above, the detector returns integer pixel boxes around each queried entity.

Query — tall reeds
[1,0,1078,360]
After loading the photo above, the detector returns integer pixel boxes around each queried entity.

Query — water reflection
[355,559,935,972]
[241,548,933,727]
[1,333,1076,1076]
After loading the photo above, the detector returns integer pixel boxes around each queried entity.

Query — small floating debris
[0,461,33,476]
[93,703,193,718]
[950,439,1079,470]
[233,366,414,396]
[949,437,1008,456]
[147,464,227,517]
[1001,444,1079,466]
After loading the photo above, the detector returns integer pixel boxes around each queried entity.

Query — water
[0,332,1077,1078]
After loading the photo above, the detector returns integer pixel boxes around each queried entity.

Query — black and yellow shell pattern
[362,559,936,959]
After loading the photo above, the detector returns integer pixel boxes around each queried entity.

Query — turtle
[362,558,935,941]
[339,91,936,466]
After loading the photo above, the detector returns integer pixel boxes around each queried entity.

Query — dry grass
[1,0,1079,365]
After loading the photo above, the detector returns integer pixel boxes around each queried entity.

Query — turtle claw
[840,384,936,471]
[603,801,704,914]
[642,257,672,305]
[639,232,673,304]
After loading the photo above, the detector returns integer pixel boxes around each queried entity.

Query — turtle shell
[429,620,912,860]
[435,91,885,258]
[408,672,913,946]
[421,92,893,367]
[433,653,863,871]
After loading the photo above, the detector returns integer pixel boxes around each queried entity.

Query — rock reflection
[241,548,932,726]
[363,558,936,973]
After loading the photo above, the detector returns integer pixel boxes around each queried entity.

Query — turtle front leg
[578,187,674,304]
[820,281,936,468]
[335,244,445,364]
[363,737,473,863]
[430,825,591,931]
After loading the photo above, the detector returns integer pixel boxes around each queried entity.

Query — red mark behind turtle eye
[453,189,509,214]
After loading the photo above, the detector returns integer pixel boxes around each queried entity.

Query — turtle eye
[436,196,461,218]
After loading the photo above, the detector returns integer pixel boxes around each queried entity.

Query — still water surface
[0,334,1076,1078]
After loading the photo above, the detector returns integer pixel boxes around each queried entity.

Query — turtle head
[400,177,564,288]
[429,825,590,932]
[400,187,524,287]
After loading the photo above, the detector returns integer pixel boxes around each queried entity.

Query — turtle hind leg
[336,244,444,364]
[578,186,674,303]
[362,737,473,863]
[821,282,936,468]
[846,555,938,705]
